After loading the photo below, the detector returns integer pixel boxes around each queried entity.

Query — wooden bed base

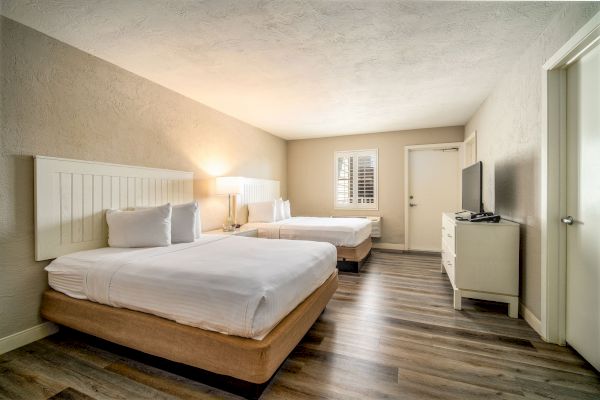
[336,238,372,272]
[40,271,338,388]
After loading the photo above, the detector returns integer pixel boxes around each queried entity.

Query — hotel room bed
[42,235,338,385]
[34,157,340,394]
[244,216,373,267]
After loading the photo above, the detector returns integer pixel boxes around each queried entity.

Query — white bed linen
[244,217,372,247]
[45,236,336,340]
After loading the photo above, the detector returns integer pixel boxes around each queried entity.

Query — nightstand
[203,227,258,238]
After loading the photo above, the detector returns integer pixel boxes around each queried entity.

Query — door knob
[561,216,574,225]
[409,203,418,207]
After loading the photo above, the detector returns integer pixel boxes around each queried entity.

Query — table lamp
[215,176,242,232]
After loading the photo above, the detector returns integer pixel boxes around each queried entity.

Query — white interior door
[407,146,460,251]
[565,42,600,371]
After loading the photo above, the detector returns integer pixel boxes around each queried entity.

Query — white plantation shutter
[334,149,378,209]
[335,154,353,206]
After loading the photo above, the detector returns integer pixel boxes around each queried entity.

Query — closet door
[565,41,600,371]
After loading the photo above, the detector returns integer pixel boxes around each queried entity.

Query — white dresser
[441,212,520,318]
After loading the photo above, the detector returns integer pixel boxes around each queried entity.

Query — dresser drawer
[441,217,456,254]
[441,244,456,285]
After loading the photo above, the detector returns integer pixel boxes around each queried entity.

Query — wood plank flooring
[1,250,599,399]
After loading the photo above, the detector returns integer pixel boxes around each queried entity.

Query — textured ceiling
[1,1,563,139]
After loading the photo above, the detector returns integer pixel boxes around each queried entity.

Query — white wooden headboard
[34,156,193,261]
[236,178,280,224]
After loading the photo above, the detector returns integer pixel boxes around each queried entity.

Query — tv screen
[462,161,482,213]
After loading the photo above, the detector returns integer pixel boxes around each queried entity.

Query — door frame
[404,142,464,251]
[541,12,600,344]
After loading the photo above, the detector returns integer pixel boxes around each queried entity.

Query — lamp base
[223,215,236,232]
[222,224,236,232]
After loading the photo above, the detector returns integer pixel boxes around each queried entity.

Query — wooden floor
[1,250,599,399]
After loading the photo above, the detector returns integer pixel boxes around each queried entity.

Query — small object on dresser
[470,213,501,223]
[456,212,500,223]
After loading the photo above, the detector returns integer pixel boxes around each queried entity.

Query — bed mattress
[45,236,336,340]
[245,217,372,247]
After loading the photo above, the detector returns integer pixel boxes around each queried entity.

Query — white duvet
[244,217,372,247]
[45,236,336,340]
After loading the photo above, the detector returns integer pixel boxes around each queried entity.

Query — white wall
[465,4,600,319]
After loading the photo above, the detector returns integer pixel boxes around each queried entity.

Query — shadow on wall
[495,159,517,215]
[494,156,535,299]
[494,156,536,220]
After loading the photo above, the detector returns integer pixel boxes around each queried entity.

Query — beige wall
[464,4,600,320]
[287,127,464,245]
[0,17,286,339]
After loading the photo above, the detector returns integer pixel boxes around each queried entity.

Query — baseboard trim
[372,242,405,251]
[0,322,59,355]
[519,303,543,338]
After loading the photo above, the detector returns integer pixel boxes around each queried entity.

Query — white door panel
[566,42,600,371]
[407,148,460,251]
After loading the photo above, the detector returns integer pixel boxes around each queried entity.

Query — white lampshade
[215,176,242,195]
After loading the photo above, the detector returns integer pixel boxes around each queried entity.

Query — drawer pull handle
[447,234,452,238]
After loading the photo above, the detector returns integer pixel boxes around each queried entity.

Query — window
[334,149,378,209]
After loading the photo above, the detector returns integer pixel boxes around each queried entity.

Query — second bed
[244,216,373,271]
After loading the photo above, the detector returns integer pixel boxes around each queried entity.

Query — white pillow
[274,198,285,221]
[190,201,202,238]
[136,201,200,243]
[107,203,172,248]
[171,201,200,243]
[283,200,291,219]
[248,201,276,223]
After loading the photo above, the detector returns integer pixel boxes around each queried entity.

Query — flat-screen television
[462,161,483,213]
